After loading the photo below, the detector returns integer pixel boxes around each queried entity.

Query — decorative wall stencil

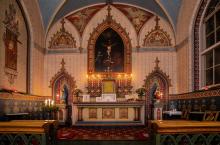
[3,4,20,84]
[66,5,105,36]
[89,108,97,119]
[49,19,76,49]
[143,17,172,47]
[114,4,153,34]
[193,0,208,90]
[50,58,76,105]
[102,108,115,119]
[119,108,128,119]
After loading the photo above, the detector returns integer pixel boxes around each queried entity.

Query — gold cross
[61,58,65,69]
[155,16,160,29]
[61,19,65,30]
[155,57,160,68]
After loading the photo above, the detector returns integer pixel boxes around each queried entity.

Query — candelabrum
[86,73,133,97]
[42,99,59,120]
[87,74,102,97]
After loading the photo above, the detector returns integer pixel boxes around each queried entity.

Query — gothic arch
[49,59,76,105]
[193,0,208,90]
[144,58,171,119]
[87,12,132,74]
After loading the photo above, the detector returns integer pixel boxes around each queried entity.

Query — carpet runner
[57,126,149,140]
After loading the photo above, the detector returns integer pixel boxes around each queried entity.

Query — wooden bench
[0,120,58,145]
[151,120,220,145]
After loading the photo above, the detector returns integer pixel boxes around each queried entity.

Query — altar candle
[51,100,54,106]
[48,99,51,107]
[45,99,47,106]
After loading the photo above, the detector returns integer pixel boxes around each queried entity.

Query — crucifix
[155,57,160,69]
[61,58,66,70]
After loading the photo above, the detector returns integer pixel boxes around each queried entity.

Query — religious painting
[3,4,19,71]
[66,5,105,36]
[114,4,153,34]
[119,108,128,119]
[89,108,97,119]
[102,108,115,119]
[95,28,124,72]
[4,29,18,70]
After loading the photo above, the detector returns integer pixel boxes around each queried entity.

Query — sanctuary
[0,0,220,145]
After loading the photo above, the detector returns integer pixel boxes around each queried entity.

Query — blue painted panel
[38,0,62,29]
[159,0,182,26]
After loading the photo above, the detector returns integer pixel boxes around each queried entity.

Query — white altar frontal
[72,100,145,126]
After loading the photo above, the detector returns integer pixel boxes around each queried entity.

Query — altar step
[73,121,144,126]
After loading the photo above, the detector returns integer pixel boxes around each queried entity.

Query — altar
[72,101,145,125]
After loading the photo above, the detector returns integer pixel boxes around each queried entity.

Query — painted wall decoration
[89,108,97,119]
[95,28,124,72]
[49,19,76,49]
[3,4,20,84]
[66,5,105,36]
[102,108,115,119]
[114,4,153,34]
[143,17,172,47]
[66,4,154,37]
[119,108,128,119]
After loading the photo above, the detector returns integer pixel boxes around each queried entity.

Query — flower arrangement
[135,87,146,98]
[74,89,83,97]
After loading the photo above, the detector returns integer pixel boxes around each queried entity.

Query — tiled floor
[57,126,149,141]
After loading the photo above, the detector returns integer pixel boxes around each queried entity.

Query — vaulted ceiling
[38,0,182,31]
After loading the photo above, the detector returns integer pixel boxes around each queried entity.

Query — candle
[51,100,54,106]
[48,99,51,107]
[45,99,47,106]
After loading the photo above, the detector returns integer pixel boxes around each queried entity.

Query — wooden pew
[0,120,58,145]
[151,120,220,145]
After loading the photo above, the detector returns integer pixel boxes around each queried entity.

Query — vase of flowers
[135,87,146,100]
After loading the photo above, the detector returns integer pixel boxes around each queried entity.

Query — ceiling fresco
[65,4,154,37]
[37,0,182,31]
[66,5,105,36]
[114,4,154,34]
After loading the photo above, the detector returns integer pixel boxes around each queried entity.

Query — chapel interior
[0,0,220,145]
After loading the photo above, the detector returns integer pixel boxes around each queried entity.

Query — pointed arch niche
[87,16,132,75]
[50,59,76,105]
[144,57,171,119]
[86,10,132,97]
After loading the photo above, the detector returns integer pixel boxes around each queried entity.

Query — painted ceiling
[38,0,182,31]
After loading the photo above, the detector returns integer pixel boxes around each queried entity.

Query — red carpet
[57,126,149,140]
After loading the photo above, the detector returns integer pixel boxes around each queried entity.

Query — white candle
[51,100,54,106]
[48,99,51,107]
[45,99,47,106]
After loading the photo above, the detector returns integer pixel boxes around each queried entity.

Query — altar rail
[168,88,220,112]
[151,120,220,145]
[0,92,51,120]
[0,120,58,145]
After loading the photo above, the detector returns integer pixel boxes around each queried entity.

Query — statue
[61,85,68,104]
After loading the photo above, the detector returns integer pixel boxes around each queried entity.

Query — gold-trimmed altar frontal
[151,120,220,134]
[72,101,145,125]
